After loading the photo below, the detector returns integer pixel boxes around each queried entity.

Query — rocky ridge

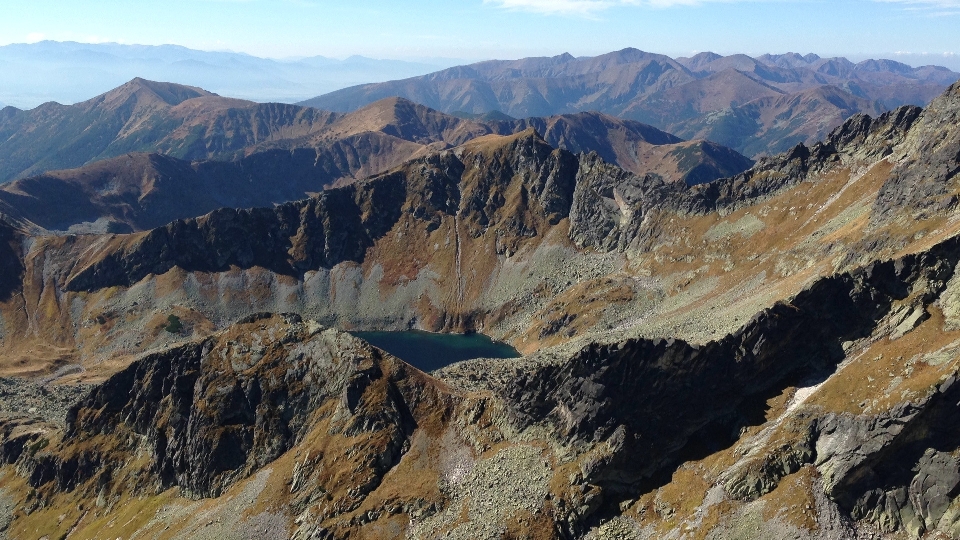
[57,104,921,294]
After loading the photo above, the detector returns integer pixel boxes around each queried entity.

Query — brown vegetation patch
[503,507,559,540]
[759,465,819,531]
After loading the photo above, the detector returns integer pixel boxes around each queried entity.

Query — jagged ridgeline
[302,48,960,158]
[0,82,959,539]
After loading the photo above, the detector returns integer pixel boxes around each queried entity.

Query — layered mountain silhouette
[302,48,959,157]
[0,80,753,232]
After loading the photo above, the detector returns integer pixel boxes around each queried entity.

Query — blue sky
[0,0,958,67]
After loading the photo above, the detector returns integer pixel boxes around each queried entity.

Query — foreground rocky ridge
[0,83,959,538]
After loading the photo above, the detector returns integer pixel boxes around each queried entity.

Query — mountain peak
[607,47,656,62]
[681,51,723,69]
[92,78,215,111]
[757,52,824,69]
[345,96,430,124]
[855,58,912,74]
[460,126,546,155]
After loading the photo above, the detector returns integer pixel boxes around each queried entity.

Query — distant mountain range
[302,49,960,157]
[0,41,458,108]
[6,42,954,159]
[0,79,751,233]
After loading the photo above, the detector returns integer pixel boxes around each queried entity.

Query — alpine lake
[349,330,521,372]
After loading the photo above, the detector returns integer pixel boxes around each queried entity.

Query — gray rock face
[568,156,672,250]
[874,82,960,224]
[818,375,960,536]
[722,417,817,501]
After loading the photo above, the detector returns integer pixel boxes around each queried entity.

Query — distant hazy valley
[0,41,459,108]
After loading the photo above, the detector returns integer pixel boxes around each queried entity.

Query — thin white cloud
[874,0,960,14]
[876,0,960,5]
[484,0,616,15]
[893,51,958,56]
[487,0,960,15]
[483,0,710,16]
[25,33,46,43]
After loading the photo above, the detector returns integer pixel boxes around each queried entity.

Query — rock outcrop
[874,81,960,224]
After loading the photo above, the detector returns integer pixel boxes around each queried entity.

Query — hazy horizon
[1,38,957,110]
[2,1,957,65]
[3,38,957,68]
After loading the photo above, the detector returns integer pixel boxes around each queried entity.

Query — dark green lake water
[350,330,521,371]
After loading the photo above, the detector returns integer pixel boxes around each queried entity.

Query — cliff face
[2,84,960,540]
[0,220,22,302]
[873,82,960,224]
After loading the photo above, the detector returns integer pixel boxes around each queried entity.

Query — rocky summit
[1,76,960,540]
